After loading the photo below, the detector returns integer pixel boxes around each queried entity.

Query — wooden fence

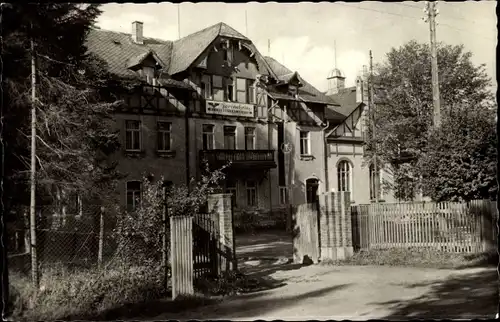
[170,215,194,299]
[351,199,498,253]
[293,203,319,264]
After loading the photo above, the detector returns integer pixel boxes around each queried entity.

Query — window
[224,126,236,150]
[369,164,381,200]
[201,74,212,99]
[224,78,234,102]
[157,121,172,151]
[125,120,141,151]
[212,75,224,101]
[236,78,247,103]
[126,181,142,212]
[247,79,255,104]
[202,124,215,150]
[226,179,237,207]
[279,186,288,205]
[246,180,257,207]
[244,127,255,150]
[337,160,351,192]
[299,131,310,155]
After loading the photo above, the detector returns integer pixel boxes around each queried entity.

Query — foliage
[194,270,280,296]
[113,163,227,264]
[417,104,497,202]
[2,3,122,215]
[321,248,498,269]
[366,40,495,201]
[9,265,165,321]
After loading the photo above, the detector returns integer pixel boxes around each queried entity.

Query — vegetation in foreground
[321,248,498,269]
[8,265,278,321]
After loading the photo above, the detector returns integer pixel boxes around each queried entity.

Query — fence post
[162,182,172,289]
[98,206,104,269]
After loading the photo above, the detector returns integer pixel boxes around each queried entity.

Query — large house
[85,21,397,225]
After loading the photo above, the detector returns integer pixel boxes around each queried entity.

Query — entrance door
[305,178,319,205]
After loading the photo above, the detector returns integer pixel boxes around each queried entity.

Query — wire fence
[6,204,163,280]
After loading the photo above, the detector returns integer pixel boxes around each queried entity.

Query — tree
[2,4,122,216]
[418,103,497,202]
[367,40,495,201]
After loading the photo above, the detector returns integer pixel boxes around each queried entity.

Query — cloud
[255,36,368,91]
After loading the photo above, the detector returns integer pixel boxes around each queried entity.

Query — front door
[306,178,319,205]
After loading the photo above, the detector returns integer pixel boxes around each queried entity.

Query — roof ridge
[173,22,221,43]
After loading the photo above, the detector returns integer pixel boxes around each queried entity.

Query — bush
[9,264,166,321]
[194,270,284,296]
[320,248,499,269]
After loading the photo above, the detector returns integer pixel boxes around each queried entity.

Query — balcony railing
[200,149,276,169]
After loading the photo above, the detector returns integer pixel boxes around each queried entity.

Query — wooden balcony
[200,149,277,170]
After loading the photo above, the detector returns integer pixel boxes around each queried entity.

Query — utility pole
[424,1,441,128]
[30,34,39,288]
[177,4,181,39]
[369,50,379,203]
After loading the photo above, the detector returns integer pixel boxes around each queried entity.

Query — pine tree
[3,4,122,217]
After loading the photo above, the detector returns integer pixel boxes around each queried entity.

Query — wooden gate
[293,203,320,264]
[192,214,218,278]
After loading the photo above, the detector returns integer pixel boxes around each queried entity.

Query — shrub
[9,264,166,321]
[113,162,227,265]
[321,247,499,269]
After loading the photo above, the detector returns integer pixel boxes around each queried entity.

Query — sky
[96,1,497,92]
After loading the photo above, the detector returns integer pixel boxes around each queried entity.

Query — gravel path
[143,265,497,320]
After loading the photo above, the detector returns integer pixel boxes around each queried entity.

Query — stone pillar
[207,193,235,271]
[318,191,353,261]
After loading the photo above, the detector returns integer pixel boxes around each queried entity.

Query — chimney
[356,76,363,104]
[132,21,144,44]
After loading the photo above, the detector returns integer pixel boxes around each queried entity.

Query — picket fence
[351,199,498,253]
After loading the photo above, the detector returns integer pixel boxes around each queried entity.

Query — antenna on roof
[268,39,271,56]
[334,39,337,69]
[282,52,285,64]
[245,10,248,36]
[177,4,181,39]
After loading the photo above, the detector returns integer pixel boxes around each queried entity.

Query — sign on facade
[206,101,254,118]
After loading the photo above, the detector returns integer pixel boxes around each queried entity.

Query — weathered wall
[111,113,188,206]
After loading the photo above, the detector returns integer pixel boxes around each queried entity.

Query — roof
[326,86,363,118]
[327,68,345,79]
[85,28,173,79]
[264,56,338,106]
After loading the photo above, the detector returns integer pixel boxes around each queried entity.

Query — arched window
[369,164,381,201]
[337,160,351,192]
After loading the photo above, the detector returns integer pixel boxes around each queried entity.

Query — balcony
[200,150,277,170]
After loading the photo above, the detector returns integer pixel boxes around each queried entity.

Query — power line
[335,3,495,41]
[393,2,490,27]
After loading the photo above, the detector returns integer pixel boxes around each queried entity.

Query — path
[142,265,498,320]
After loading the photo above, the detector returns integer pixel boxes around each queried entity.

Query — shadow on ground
[235,230,293,260]
[197,283,352,319]
[371,268,499,320]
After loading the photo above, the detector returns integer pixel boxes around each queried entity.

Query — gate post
[318,191,354,261]
[207,193,235,272]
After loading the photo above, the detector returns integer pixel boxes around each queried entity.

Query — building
[85,21,398,225]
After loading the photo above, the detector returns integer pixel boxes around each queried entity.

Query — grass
[8,263,279,321]
[320,248,498,269]
[9,263,168,321]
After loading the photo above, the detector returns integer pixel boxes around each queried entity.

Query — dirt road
[143,264,497,320]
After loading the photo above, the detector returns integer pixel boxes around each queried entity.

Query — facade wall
[112,113,188,207]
